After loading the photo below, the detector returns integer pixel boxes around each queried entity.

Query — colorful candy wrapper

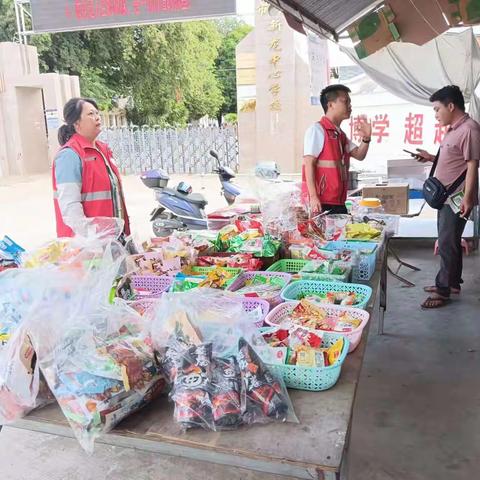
[171,343,214,430]
[211,356,242,429]
[238,338,289,422]
[326,338,344,366]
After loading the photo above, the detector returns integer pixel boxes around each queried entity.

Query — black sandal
[421,296,450,309]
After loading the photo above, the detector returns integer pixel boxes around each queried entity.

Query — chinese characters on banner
[350,112,448,145]
[65,0,191,20]
[258,1,282,112]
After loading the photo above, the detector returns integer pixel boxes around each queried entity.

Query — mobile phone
[403,149,418,157]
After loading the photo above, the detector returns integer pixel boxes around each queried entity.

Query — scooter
[142,151,241,236]
[142,154,281,237]
[210,150,241,206]
[142,169,206,236]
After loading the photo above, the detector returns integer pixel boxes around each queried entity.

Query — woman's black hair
[58,97,99,145]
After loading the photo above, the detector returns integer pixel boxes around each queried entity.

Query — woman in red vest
[302,84,372,215]
[52,97,130,237]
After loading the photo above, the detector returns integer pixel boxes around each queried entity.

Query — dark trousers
[435,204,466,297]
[322,204,347,214]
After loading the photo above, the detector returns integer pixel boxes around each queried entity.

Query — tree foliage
[0,0,16,42]
[215,20,253,117]
[0,1,251,125]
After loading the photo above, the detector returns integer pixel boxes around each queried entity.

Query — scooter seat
[163,188,208,207]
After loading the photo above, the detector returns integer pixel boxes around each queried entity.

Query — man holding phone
[410,85,480,309]
[302,84,371,215]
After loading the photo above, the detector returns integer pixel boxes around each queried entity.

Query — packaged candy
[295,346,316,367]
[171,343,214,430]
[260,326,342,368]
[134,236,197,275]
[238,338,288,422]
[326,338,344,366]
[0,326,54,424]
[151,289,297,429]
[197,254,262,271]
[211,356,242,429]
[0,235,25,267]
[197,267,236,289]
[172,273,207,292]
[345,223,382,240]
[233,274,286,304]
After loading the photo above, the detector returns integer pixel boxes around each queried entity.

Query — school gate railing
[100,125,239,175]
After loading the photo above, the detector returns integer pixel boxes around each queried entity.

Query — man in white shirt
[302,84,371,214]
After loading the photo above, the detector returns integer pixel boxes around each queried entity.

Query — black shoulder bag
[423,151,467,209]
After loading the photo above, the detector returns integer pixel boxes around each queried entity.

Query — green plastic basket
[267,259,350,283]
[189,266,243,287]
[280,280,372,310]
[259,328,349,391]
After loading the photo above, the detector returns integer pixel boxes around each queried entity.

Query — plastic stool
[434,239,470,255]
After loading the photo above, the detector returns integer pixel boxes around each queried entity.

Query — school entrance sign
[28,0,236,34]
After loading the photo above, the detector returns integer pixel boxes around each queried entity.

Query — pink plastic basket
[264,301,370,353]
[241,297,270,327]
[130,275,173,298]
[227,271,292,308]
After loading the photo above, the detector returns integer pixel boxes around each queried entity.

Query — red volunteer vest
[301,116,350,206]
[52,133,131,237]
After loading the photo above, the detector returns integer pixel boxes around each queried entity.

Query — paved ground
[1,175,479,480]
[0,173,263,250]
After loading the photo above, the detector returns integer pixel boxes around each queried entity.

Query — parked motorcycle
[142,152,281,237]
[209,150,242,206]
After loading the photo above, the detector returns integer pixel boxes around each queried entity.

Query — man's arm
[350,140,369,161]
[304,154,321,214]
[415,148,435,163]
[460,159,479,218]
[349,117,372,161]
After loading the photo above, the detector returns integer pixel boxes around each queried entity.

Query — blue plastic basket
[280,280,372,310]
[321,241,378,281]
[259,327,349,391]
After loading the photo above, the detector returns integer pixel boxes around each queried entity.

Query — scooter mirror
[209,150,219,160]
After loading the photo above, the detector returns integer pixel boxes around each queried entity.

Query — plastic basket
[321,241,378,281]
[264,301,369,352]
[280,280,372,310]
[227,271,292,308]
[241,297,270,327]
[188,266,243,288]
[267,259,350,283]
[259,328,349,391]
[130,275,173,298]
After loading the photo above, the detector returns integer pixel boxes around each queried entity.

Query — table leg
[386,265,416,287]
[388,246,421,272]
[378,240,388,335]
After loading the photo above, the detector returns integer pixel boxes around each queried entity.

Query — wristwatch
[362,137,371,143]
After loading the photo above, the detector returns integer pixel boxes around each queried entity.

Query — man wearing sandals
[415,86,480,309]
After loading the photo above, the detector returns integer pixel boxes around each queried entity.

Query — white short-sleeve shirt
[304,122,357,157]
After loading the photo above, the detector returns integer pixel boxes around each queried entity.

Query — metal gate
[100,125,239,175]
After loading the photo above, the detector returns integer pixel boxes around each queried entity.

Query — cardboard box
[387,158,428,180]
[362,183,409,214]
